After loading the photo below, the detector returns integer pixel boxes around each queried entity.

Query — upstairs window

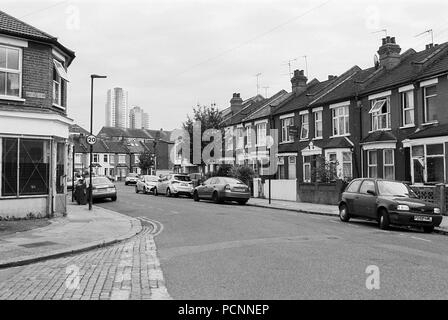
[256,122,267,146]
[314,110,323,138]
[236,127,244,149]
[332,106,349,136]
[0,45,21,98]
[370,97,390,131]
[401,90,414,127]
[300,113,309,140]
[53,59,69,108]
[245,125,252,147]
[281,117,294,143]
[424,85,437,123]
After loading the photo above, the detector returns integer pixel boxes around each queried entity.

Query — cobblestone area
[0,227,170,300]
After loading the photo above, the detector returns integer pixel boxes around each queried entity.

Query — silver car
[154,174,194,197]
[193,176,250,205]
[135,175,159,194]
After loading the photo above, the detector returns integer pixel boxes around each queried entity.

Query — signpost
[86,135,97,145]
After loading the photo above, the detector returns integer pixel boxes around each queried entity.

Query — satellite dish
[374,54,380,69]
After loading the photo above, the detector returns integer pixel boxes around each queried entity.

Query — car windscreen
[220,177,244,185]
[377,181,417,198]
[127,173,138,177]
[174,175,191,182]
[145,176,159,182]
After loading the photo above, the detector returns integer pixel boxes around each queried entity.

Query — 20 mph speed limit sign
[86,135,97,145]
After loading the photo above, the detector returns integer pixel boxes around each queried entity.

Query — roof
[224,99,267,126]
[69,124,90,136]
[408,123,448,139]
[273,79,336,116]
[97,127,173,142]
[362,43,448,95]
[323,137,354,149]
[361,131,397,144]
[242,90,292,122]
[0,11,75,64]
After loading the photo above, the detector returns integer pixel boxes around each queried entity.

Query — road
[98,182,448,299]
[1,181,448,299]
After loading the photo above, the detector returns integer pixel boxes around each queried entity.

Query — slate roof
[242,90,292,122]
[408,123,448,139]
[69,124,90,136]
[361,131,397,144]
[0,10,75,64]
[323,137,354,149]
[361,43,448,95]
[221,94,265,126]
[97,127,173,142]
[273,79,335,116]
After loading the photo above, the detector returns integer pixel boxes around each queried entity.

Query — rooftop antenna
[371,29,388,37]
[283,58,297,78]
[262,86,270,97]
[415,29,434,45]
[302,55,309,78]
[255,73,262,95]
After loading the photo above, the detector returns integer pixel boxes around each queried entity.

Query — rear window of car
[145,176,159,182]
[220,177,244,185]
[359,180,375,194]
[346,180,362,193]
[174,175,191,182]
[88,177,111,185]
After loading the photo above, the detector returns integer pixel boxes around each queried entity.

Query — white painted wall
[253,178,297,201]
[0,197,48,218]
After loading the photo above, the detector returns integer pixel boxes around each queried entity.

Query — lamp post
[89,74,107,211]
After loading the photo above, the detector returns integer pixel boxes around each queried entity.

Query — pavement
[0,201,142,269]
[247,198,448,234]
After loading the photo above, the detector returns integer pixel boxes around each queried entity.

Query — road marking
[411,236,432,242]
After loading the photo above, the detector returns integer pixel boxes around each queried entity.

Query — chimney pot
[382,38,387,45]
[391,37,396,44]
[378,35,402,70]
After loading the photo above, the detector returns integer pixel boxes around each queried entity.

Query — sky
[3,0,448,134]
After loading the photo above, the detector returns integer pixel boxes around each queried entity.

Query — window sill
[330,134,351,138]
[313,137,323,141]
[0,95,25,102]
[52,103,66,110]
[300,139,309,142]
[399,124,415,129]
[422,121,438,126]
[368,129,391,133]
[279,141,294,144]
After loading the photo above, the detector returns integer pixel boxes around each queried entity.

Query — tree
[182,104,224,169]
[231,165,255,186]
[138,151,154,175]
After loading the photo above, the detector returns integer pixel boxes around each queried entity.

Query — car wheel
[111,196,117,201]
[212,191,221,204]
[193,191,200,202]
[237,199,248,205]
[144,187,148,194]
[166,188,171,197]
[423,226,434,233]
[339,203,350,222]
[378,209,390,230]
[125,182,128,186]
[153,188,158,196]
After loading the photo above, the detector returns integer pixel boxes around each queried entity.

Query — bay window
[367,150,377,178]
[2,138,50,196]
[332,106,349,136]
[412,144,444,184]
[0,45,21,98]
[342,152,352,179]
[53,59,69,108]
[383,149,394,180]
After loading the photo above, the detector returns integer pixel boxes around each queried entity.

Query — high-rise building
[130,106,150,129]
[106,88,129,128]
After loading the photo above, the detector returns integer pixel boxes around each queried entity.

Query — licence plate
[181,183,188,187]
[234,188,246,192]
[414,216,432,222]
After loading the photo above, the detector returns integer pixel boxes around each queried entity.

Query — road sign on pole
[86,135,97,145]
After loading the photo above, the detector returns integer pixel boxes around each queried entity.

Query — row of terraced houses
[221,36,448,203]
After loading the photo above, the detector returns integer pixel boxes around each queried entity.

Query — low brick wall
[297,180,346,205]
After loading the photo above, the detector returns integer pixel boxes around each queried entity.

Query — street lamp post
[89,74,107,211]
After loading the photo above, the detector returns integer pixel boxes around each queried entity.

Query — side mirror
[367,190,376,196]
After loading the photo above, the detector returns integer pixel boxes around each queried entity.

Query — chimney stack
[328,75,337,81]
[291,69,307,95]
[377,36,402,70]
[230,93,243,114]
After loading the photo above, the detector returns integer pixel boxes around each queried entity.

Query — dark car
[193,176,250,205]
[339,178,442,233]
[85,176,117,201]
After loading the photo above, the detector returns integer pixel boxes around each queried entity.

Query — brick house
[0,11,75,218]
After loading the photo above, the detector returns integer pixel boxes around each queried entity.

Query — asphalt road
[94,182,448,299]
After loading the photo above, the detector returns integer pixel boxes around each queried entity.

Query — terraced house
[222,36,448,203]
[0,11,75,218]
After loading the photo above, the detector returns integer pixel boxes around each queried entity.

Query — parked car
[339,178,442,233]
[84,176,117,201]
[154,174,193,197]
[189,173,204,188]
[193,176,250,205]
[125,173,139,185]
[67,176,82,191]
[136,175,160,194]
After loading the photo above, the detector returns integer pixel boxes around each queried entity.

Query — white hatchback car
[135,175,159,194]
[154,174,193,197]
